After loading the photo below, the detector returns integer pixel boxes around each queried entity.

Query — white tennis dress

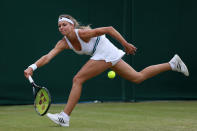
[64,29,125,66]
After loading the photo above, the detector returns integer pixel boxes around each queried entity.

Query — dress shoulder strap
[74,29,87,44]
[64,36,73,49]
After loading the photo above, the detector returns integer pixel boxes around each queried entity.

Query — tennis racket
[28,76,51,116]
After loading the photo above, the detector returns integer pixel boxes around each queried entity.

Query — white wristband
[28,64,37,71]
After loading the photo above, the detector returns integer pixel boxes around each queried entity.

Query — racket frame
[29,76,51,116]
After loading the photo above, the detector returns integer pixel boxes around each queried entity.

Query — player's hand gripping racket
[28,76,51,116]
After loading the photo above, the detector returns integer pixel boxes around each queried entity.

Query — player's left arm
[79,27,137,55]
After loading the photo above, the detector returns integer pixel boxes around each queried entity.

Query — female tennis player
[24,14,189,127]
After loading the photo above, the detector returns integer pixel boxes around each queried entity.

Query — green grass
[0,101,197,131]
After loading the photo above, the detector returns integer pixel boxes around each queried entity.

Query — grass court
[0,101,197,131]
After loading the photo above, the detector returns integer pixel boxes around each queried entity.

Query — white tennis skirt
[90,35,125,66]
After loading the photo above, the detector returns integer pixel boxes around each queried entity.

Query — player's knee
[73,75,84,85]
[133,79,143,84]
[132,73,144,84]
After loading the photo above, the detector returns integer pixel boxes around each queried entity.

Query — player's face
[58,21,73,36]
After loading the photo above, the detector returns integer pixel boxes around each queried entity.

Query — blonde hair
[59,14,91,29]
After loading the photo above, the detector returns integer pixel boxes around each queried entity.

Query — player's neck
[66,29,76,40]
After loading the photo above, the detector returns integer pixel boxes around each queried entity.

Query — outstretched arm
[79,27,137,55]
[24,39,68,78]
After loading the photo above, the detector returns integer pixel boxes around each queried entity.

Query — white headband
[58,17,74,25]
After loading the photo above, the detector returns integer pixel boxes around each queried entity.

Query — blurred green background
[1,0,196,104]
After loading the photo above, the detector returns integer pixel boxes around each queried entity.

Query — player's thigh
[111,59,141,81]
[74,60,112,82]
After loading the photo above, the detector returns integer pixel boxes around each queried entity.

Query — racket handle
[28,76,34,83]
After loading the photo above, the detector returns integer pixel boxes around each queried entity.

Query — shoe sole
[175,54,189,76]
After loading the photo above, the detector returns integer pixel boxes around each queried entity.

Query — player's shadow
[48,125,62,128]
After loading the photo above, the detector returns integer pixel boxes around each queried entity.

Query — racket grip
[28,76,34,83]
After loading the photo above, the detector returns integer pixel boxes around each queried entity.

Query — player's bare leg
[64,60,112,115]
[111,59,171,84]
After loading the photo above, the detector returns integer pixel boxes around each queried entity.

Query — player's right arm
[24,39,69,78]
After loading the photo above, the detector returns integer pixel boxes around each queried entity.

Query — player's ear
[71,23,75,28]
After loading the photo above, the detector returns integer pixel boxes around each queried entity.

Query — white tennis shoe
[169,54,189,76]
[47,112,70,127]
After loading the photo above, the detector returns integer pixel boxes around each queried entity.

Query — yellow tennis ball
[108,71,116,79]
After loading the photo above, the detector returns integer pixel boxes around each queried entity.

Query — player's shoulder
[79,27,109,35]
[55,38,69,49]
[78,28,92,34]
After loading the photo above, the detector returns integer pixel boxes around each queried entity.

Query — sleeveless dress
[64,29,125,66]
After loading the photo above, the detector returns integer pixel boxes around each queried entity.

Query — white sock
[61,112,70,120]
[169,61,175,71]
